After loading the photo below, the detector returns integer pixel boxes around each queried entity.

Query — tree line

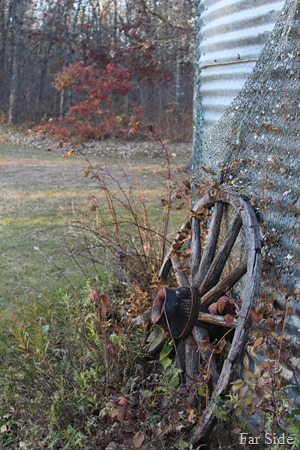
[0,0,196,141]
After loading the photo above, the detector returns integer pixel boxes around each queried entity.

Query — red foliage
[90,289,110,319]
[41,61,141,141]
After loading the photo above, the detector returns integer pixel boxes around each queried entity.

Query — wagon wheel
[150,192,261,446]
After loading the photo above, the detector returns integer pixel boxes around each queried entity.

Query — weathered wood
[158,256,172,281]
[185,334,201,407]
[151,193,261,447]
[190,216,201,284]
[226,198,262,362]
[171,253,189,287]
[158,216,191,280]
[200,262,247,306]
[192,193,218,211]
[199,211,242,296]
[197,312,237,329]
[159,193,224,282]
[194,202,223,289]
[185,334,200,378]
[192,326,219,389]
[173,339,186,370]
[187,196,262,446]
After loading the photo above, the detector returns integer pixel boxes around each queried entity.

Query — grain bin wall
[193,0,300,429]
[197,0,284,130]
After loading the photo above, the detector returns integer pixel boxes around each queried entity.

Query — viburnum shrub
[41,61,142,141]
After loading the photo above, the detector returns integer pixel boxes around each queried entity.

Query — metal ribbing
[198,0,284,129]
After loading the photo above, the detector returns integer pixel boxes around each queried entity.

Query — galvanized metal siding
[198,0,285,129]
[193,0,300,423]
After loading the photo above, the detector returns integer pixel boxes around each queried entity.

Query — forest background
[0,0,196,142]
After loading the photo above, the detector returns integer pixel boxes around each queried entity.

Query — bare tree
[8,0,25,125]
[0,0,196,140]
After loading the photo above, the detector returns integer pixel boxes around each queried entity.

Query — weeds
[213,292,300,450]
[64,126,192,292]
[0,133,194,448]
[1,133,298,449]
[0,281,146,448]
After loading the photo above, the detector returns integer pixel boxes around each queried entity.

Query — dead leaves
[125,282,150,318]
[252,336,264,351]
[161,199,171,208]
[208,295,236,324]
[90,289,110,318]
[62,149,78,158]
[132,431,145,449]
[248,307,260,323]
[207,295,264,328]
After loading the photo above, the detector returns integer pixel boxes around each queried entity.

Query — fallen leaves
[161,199,171,208]
[132,431,145,449]
[208,295,236,316]
[62,149,78,158]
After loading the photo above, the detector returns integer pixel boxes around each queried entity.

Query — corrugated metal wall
[193,0,300,431]
[198,0,284,129]
[195,0,300,347]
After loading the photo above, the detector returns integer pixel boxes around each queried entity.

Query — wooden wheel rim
[152,192,262,445]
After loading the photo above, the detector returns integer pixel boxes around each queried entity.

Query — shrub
[37,62,142,142]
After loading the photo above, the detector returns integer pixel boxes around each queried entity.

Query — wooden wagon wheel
[149,192,262,446]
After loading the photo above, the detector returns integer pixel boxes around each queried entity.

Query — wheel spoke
[199,211,242,296]
[192,327,219,388]
[194,202,223,288]
[200,261,247,306]
[185,334,200,406]
[190,216,201,284]
[158,255,172,281]
[171,253,189,286]
[198,312,237,328]
[173,340,186,370]
[158,216,191,280]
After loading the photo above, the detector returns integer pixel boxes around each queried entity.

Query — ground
[0,128,191,312]
[0,131,198,449]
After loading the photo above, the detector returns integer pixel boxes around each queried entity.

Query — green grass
[1,149,82,307]
[0,143,188,313]
[0,142,194,449]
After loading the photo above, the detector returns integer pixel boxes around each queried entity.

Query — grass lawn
[0,143,188,314]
